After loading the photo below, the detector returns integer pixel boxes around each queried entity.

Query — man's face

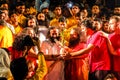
[1,3,8,9]
[37,13,45,21]
[92,20,101,31]
[59,22,67,29]
[10,13,18,22]
[114,7,120,15]
[2,10,9,21]
[42,8,49,15]
[54,7,62,16]
[27,29,35,38]
[50,28,60,42]
[69,29,80,47]
[92,5,100,14]
[71,6,80,15]
[50,29,59,38]
[28,19,36,28]
[0,12,5,20]
[16,5,25,14]
[70,29,78,41]
[109,19,116,33]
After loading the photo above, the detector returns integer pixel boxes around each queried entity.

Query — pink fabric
[109,33,120,72]
[88,31,111,73]
[41,41,64,80]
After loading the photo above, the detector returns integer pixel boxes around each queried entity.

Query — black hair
[24,15,37,28]
[10,57,28,80]
[81,19,94,30]
[53,5,62,11]
[94,18,102,24]
[0,1,8,6]
[72,3,84,9]
[9,10,17,17]
[16,1,25,7]
[58,16,66,22]
[12,35,35,51]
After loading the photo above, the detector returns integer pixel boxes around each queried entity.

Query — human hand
[100,31,108,39]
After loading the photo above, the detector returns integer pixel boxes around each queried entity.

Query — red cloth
[109,33,120,72]
[88,31,111,73]
[65,42,88,80]
[87,28,94,37]
[8,47,23,61]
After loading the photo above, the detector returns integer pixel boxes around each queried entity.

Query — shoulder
[0,48,10,57]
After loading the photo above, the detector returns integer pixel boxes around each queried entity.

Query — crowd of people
[0,0,120,80]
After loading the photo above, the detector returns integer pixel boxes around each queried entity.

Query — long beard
[38,20,47,26]
[50,37,60,43]
[68,38,80,47]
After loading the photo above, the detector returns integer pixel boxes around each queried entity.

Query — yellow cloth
[9,53,47,80]
[29,53,47,80]
[17,14,26,27]
[50,18,59,27]
[60,25,77,46]
[66,17,78,29]
[0,25,13,48]
[14,25,23,35]
[29,7,37,15]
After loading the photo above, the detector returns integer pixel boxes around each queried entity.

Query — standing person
[101,16,120,80]
[58,16,69,46]
[36,12,49,44]
[10,55,47,80]
[50,5,62,27]
[36,12,49,28]
[9,11,23,35]
[13,27,48,80]
[66,18,111,80]
[64,27,89,80]
[35,0,50,12]
[0,48,12,79]
[0,7,15,34]
[7,34,35,61]
[41,26,64,80]
[67,3,81,29]
[90,4,102,21]
[10,57,29,80]
[0,11,14,48]
[25,15,37,29]
[15,1,26,27]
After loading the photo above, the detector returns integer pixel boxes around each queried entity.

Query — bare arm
[106,37,117,55]
[100,32,117,55]
[69,44,95,56]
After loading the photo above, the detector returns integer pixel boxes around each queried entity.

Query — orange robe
[65,42,89,80]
